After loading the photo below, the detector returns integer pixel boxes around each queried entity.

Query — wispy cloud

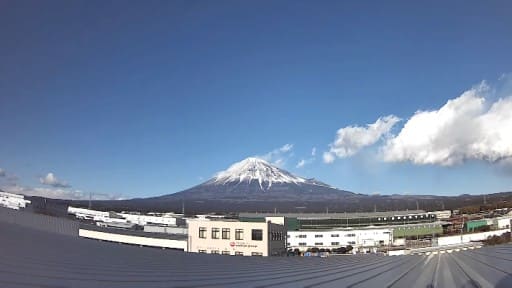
[39,172,71,188]
[382,77,512,166]
[296,147,317,168]
[259,144,294,167]
[2,184,123,200]
[323,115,400,163]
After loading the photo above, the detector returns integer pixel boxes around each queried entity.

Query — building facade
[287,228,393,252]
[188,219,286,256]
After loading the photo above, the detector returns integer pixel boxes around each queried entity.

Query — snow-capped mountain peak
[212,157,306,189]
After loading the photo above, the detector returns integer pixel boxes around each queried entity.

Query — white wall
[437,229,511,246]
[79,229,187,251]
[288,228,393,251]
[188,220,286,256]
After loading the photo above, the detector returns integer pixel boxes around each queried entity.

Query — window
[251,252,263,256]
[199,227,207,239]
[198,250,207,253]
[331,242,339,246]
[348,241,356,245]
[222,251,230,255]
[314,242,323,246]
[331,234,339,237]
[251,229,263,241]
[297,234,307,238]
[299,242,307,246]
[235,251,243,256]
[287,242,290,246]
[345,233,355,237]
[222,228,230,239]
[211,228,220,239]
[211,250,219,254]
[235,229,244,240]
[314,234,323,238]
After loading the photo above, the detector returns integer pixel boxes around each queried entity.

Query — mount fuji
[156,157,354,202]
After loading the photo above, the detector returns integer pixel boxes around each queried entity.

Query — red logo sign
[230,242,235,247]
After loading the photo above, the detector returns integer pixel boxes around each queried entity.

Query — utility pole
[88,191,92,209]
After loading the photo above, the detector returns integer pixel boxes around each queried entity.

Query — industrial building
[188,218,287,256]
[0,191,31,210]
[287,228,393,252]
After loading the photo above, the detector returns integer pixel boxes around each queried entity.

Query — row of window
[198,227,263,241]
[197,250,262,256]
[296,241,354,246]
[377,214,435,221]
[296,233,355,238]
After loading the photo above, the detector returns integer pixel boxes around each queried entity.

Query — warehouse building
[188,218,286,256]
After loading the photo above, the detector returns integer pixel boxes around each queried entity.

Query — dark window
[199,227,207,239]
[235,229,244,240]
[211,228,220,239]
[314,242,323,246]
[331,242,340,246]
[251,229,263,241]
[315,234,323,238]
[331,234,339,237]
[211,250,219,254]
[251,252,263,256]
[222,228,230,239]
[235,251,243,256]
[222,251,230,255]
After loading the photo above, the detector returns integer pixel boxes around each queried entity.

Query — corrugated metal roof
[1,221,511,288]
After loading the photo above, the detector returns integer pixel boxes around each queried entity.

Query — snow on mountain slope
[210,157,328,190]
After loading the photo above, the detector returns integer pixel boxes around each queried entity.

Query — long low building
[240,210,437,230]
[288,228,393,252]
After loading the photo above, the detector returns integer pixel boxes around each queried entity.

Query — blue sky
[1,0,511,199]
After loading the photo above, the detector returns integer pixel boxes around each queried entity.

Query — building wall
[287,228,392,251]
[437,228,511,246]
[79,229,187,251]
[188,220,286,256]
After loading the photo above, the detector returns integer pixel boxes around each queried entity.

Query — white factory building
[188,218,287,256]
[0,191,31,210]
[287,228,393,252]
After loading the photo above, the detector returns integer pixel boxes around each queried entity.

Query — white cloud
[259,144,294,167]
[279,144,293,153]
[323,115,400,163]
[1,185,122,200]
[296,148,317,168]
[382,80,512,166]
[39,172,70,188]
[323,152,336,164]
[296,159,306,168]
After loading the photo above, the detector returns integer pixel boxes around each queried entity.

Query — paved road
[0,222,511,288]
